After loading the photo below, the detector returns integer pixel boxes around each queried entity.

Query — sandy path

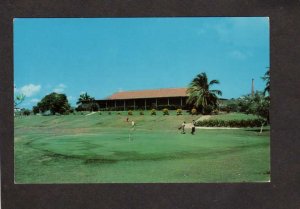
[184,115,211,128]
[85,112,97,116]
[195,127,241,129]
[195,115,212,122]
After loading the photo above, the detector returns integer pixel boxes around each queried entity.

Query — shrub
[218,104,228,112]
[32,106,39,114]
[75,105,84,112]
[117,112,121,115]
[99,112,102,115]
[108,111,111,115]
[191,108,197,115]
[23,109,31,116]
[176,109,182,115]
[203,105,214,115]
[226,102,239,112]
[162,108,169,115]
[90,102,99,112]
[212,109,219,115]
[151,109,156,115]
[140,111,144,115]
[195,118,264,127]
[128,110,133,115]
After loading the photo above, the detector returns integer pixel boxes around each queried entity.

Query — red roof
[107,88,188,100]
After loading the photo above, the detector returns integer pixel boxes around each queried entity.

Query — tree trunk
[260,121,266,134]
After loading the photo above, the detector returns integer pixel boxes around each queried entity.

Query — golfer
[129,120,136,141]
[191,120,196,135]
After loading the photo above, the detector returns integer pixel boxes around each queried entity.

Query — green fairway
[15,111,270,183]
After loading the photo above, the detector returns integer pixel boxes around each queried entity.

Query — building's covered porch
[96,96,189,111]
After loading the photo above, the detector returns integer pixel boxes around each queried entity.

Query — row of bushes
[195,119,265,128]
[75,108,194,116]
[31,108,199,116]
[98,105,187,111]
[115,109,184,116]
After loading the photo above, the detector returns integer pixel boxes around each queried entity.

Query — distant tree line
[30,92,99,115]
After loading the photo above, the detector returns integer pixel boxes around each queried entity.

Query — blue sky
[14,17,269,109]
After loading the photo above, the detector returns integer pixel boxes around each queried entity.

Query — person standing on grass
[181,121,186,134]
[129,120,136,141]
[191,120,196,135]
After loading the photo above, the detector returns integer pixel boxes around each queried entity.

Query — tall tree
[238,91,270,134]
[37,92,71,115]
[186,72,222,114]
[262,68,270,95]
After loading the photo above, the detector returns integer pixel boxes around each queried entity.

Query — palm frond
[209,79,220,86]
[210,89,222,96]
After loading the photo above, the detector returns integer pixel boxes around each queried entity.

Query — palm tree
[262,68,270,95]
[76,92,95,105]
[76,92,96,111]
[186,72,222,114]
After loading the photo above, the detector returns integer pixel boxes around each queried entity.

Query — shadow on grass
[40,142,269,166]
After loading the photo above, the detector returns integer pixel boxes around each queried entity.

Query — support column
[156,98,158,109]
[167,98,169,106]
[133,100,135,110]
[180,97,183,107]
[124,100,126,111]
[106,101,107,109]
[114,100,116,110]
[144,99,146,110]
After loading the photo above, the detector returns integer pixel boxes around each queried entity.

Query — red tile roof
[106,88,188,100]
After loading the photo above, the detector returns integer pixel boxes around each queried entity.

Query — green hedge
[195,119,265,128]
[162,108,169,115]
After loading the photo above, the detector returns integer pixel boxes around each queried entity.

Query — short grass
[15,111,270,183]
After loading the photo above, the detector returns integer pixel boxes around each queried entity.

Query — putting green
[15,112,270,183]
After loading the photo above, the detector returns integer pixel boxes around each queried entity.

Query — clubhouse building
[96,88,190,111]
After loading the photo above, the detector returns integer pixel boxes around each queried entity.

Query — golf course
[14,111,270,183]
